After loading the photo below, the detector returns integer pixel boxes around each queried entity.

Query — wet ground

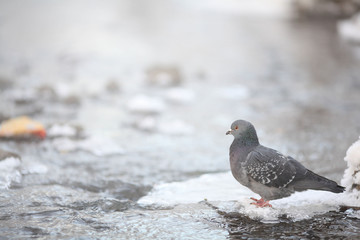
[0,0,360,239]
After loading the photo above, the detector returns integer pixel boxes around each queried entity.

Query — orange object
[0,116,46,139]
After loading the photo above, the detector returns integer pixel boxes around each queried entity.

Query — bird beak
[226,129,233,135]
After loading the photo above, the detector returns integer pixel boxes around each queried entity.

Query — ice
[186,0,292,18]
[47,124,77,137]
[341,136,360,192]
[138,171,360,222]
[53,135,125,157]
[338,14,360,43]
[21,161,48,175]
[134,117,194,135]
[157,119,194,135]
[0,157,22,189]
[3,88,37,102]
[135,116,157,131]
[164,87,195,104]
[218,85,250,100]
[138,172,251,207]
[127,94,167,114]
[345,208,360,219]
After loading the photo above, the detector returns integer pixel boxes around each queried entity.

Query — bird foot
[250,197,272,208]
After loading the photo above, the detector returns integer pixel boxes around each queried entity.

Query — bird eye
[235,126,238,130]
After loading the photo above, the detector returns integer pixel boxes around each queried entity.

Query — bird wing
[244,146,297,188]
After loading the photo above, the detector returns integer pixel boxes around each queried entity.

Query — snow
[127,94,167,114]
[0,157,22,189]
[157,119,194,135]
[218,85,250,100]
[135,116,157,131]
[341,136,360,192]
[338,14,360,43]
[164,87,195,104]
[47,124,77,137]
[53,135,125,157]
[138,171,360,222]
[134,117,194,135]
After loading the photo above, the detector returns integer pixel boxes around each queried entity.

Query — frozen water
[218,85,250,100]
[127,94,167,114]
[47,124,77,137]
[0,0,360,239]
[164,87,196,104]
[341,136,360,192]
[53,135,125,157]
[0,157,22,189]
[338,14,360,43]
[157,119,194,135]
[139,171,360,222]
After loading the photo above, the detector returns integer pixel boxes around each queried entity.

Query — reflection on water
[0,0,360,239]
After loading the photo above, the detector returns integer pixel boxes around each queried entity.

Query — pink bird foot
[250,197,272,208]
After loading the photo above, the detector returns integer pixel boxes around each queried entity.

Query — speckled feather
[245,147,297,188]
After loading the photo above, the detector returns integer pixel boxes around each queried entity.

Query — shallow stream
[0,1,360,239]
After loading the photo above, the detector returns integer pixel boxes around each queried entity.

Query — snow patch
[158,119,194,135]
[164,87,195,104]
[218,85,250,100]
[53,136,125,157]
[338,14,360,44]
[134,117,194,135]
[139,171,359,222]
[127,94,166,114]
[0,157,22,189]
[341,136,360,192]
[47,124,77,137]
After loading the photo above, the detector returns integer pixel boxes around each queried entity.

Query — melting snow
[47,124,77,137]
[164,87,195,104]
[138,171,360,222]
[218,85,250,100]
[341,136,360,192]
[134,117,194,135]
[127,94,166,114]
[0,157,22,189]
[338,14,360,44]
[53,136,125,157]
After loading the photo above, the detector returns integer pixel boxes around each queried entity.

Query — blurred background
[1,0,360,239]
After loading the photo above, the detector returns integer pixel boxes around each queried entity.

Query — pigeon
[226,119,345,207]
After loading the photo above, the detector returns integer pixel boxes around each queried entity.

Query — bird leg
[250,197,272,208]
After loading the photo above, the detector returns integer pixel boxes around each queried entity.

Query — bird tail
[293,170,345,193]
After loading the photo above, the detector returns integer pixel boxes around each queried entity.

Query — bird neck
[234,130,259,147]
[233,137,259,147]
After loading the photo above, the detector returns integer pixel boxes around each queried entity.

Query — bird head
[226,120,259,144]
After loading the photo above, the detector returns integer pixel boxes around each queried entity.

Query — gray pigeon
[226,120,344,207]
